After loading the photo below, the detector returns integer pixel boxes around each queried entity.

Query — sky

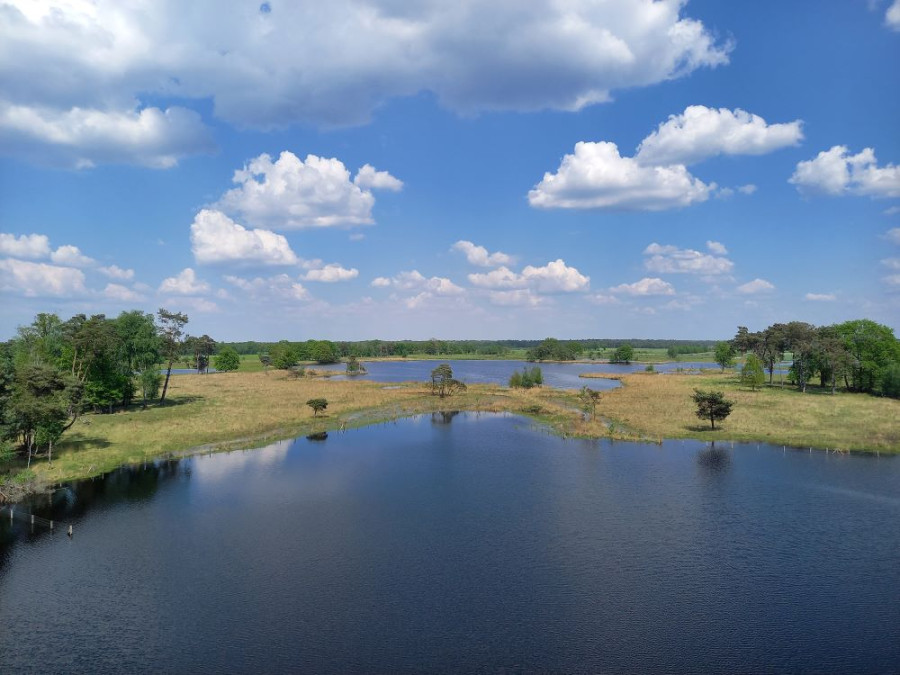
[1,0,899,342]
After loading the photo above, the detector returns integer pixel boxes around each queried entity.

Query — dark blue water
[313,359,716,389]
[2,414,898,673]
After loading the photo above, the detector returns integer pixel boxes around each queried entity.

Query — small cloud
[370,277,391,287]
[887,0,900,31]
[790,146,900,198]
[158,268,210,295]
[706,240,728,255]
[303,264,359,282]
[488,290,543,307]
[451,240,513,267]
[736,278,775,294]
[609,277,675,296]
[50,245,95,267]
[881,257,900,270]
[588,293,621,305]
[349,233,366,241]
[353,164,403,191]
[98,265,135,280]
[643,242,732,276]
[804,292,836,301]
[738,184,758,195]
[885,227,900,244]
[104,283,145,302]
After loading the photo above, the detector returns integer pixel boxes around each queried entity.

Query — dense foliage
[525,338,582,361]
[0,309,225,467]
[608,344,634,364]
[733,319,900,397]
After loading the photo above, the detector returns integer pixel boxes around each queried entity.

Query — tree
[156,308,189,403]
[431,363,465,397]
[185,334,216,373]
[609,344,634,364]
[691,389,734,430]
[306,398,327,417]
[833,319,900,393]
[783,321,817,393]
[881,364,900,399]
[214,347,241,372]
[346,355,366,375]
[714,341,735,371]
[740,354,765,390]
[270,341,299,370]
[259,353,271,373]
[578,386,601,418]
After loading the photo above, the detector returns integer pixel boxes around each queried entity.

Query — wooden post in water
[67,525,73,537]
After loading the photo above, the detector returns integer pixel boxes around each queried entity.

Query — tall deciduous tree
[714,341,735,371]
[157,308,189,404]
[740,354,765,391]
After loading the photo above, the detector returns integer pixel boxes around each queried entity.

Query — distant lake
[2,413,897,673]
[312,358,718,389]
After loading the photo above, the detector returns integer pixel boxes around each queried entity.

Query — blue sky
[1,0,899,341]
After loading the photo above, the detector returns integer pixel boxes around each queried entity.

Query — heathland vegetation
[2,308,899,500]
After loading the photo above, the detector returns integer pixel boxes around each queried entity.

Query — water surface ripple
[1,413,897,673]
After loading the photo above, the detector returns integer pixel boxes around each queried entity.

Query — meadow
[6,365,897,497]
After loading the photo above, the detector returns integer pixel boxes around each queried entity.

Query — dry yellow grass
[20,368,900,490]
[31,372,586,485]
[587,371,900,452]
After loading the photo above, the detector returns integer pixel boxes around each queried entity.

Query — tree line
[731,319,900,397]
[0,308,244,469]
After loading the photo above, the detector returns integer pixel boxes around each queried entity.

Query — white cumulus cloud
[190,209,299,266]
[609,277,675,296]
[218,152,400,229]
[706,241,728,255]
[50,244,95,267]
[468,260,589,293]
[0,103,215,169]
[0,0,729,154]
[804,292,836,301]
[303,264,359,283]
[452,240,513,267]
[643,242,733,276]
[790,146,900,198]
[736,278,775,294]
[0,232,51,259]
[354,164,404,192]
[0,258,86,297]
[373,270,464,296]
[158,268,211,295]
[635,105,803,166]
[529,141,712,211]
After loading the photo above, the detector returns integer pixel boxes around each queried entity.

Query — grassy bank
[16,372,587,487]
[583,371,900,452]
[6,368,897,497]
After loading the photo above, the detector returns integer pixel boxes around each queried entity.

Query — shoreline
[3,370,897,502]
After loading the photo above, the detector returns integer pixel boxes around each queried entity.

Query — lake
[310,358,719,389]
[2,413,898,673]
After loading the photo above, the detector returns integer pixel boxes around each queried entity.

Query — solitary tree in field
[715,341,735,371]
[579,386,601,419]
[306,398,328,417]
[609,344,634,364]
[214,347,241,373]
[691,389,734,430]
[431,363,466,397]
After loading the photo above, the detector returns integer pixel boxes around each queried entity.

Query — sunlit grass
[585,371,900,452]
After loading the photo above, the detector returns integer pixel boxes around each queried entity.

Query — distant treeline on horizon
[221,338,718,358]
